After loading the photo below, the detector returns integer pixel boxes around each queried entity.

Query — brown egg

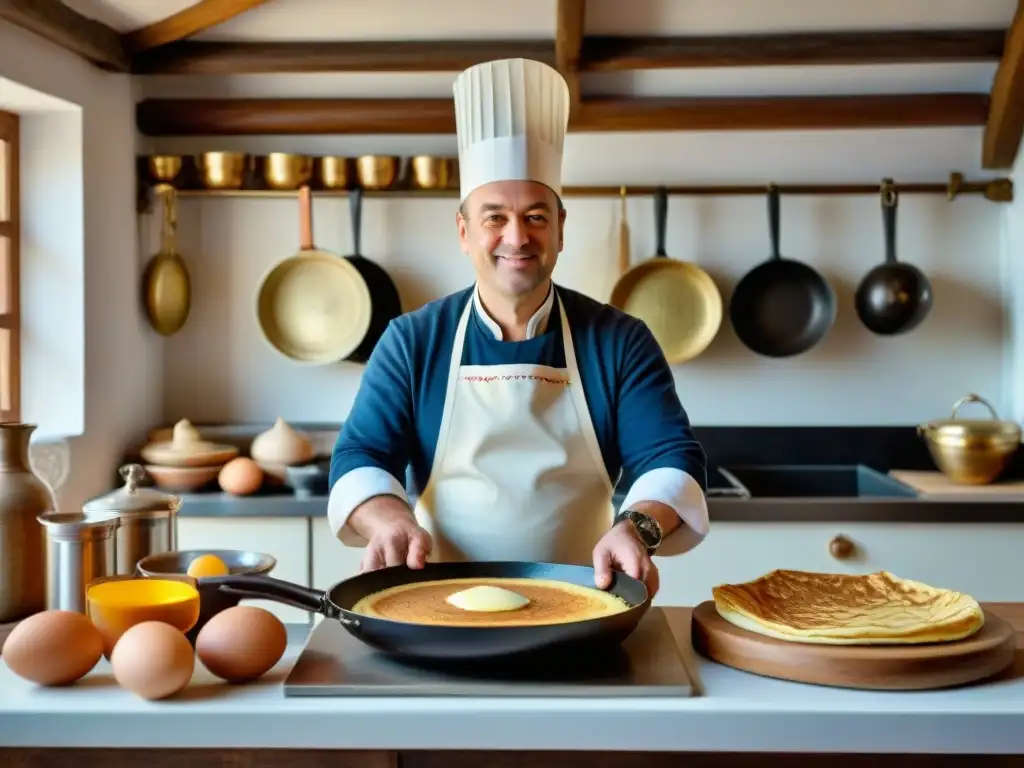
[218,457,264,495]
[196,605,287,683]
[110,621,195,700]
[2,610,104,686]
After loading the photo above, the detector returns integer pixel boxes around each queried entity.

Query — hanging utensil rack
[136,169,1012,213]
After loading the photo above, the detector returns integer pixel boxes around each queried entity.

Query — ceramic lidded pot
[140,419,238,467]
[83,464,183,576]
[249,417,315,483]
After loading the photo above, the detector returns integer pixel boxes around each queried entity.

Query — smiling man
[327,58,710,597]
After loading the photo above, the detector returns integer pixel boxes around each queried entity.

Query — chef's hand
[592,521,660,598]
[347,496,432,573]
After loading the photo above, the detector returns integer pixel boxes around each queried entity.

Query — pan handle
[350,187,363,257]
[205,575,355,624]
[767,183,781,261]
[654,186,668,257]
[881,178,897,264]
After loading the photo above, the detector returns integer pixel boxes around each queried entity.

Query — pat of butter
[445,585,530,612]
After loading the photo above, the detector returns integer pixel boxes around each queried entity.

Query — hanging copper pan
[609,187,723,363]
[255,186,372,364]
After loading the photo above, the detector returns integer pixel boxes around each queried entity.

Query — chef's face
[457,180,565,299]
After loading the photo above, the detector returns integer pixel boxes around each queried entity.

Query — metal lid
[82,464,182,518]
[38,511,120,541]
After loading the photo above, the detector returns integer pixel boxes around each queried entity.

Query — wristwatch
[613,508,663,555]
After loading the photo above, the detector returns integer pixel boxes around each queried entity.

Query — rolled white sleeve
[619,467,709,557]
[327,466,410,547]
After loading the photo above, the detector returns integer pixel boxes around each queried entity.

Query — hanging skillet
[854,178,933,336]
[729,184,836,358]
[609,187,723,363]
[342,187,403,364]
[255,186,372,364]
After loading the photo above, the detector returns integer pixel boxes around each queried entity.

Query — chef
[327,58,709,597]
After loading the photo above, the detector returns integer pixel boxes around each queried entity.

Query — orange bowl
[86,574,200,658]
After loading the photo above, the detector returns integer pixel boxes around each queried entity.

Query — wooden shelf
[140,173,1013,204]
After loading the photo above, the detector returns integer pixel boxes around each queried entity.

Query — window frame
[0,109,20,423]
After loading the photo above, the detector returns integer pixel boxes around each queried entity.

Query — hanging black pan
[729,184,836,357]
[208,561,650,663]
[854,178,933,336]
[343,187,403,364]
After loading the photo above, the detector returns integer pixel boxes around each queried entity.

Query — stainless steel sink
[716,464,918,499]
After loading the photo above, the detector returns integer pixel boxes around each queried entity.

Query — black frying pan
[854,178,933,336]
[208,561,650,663]
[729,184,836,357]
[344,187,403,364]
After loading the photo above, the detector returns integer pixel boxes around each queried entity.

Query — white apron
[412,289,615,565]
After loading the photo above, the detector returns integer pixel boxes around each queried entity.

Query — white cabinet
[654,521,1024,608]
[176,517,313,624]
[309,516,364,625]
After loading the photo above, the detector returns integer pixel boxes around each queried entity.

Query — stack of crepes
[712,570,985,645]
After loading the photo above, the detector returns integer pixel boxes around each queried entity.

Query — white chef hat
[452,58,570,200]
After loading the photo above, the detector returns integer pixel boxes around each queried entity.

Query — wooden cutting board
[889,469,1024,499]
[690,600,1016,690]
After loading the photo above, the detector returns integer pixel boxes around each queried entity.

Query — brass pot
[409,156,452,190]
[317,156,351,189]
[196,152,247,189]
[355,155,400,190]
[264,153,313,190]
[917,393,1022,484]
[148,155,182,185]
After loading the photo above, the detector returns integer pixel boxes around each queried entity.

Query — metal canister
[36,511,120,613]
[82,464,182,575]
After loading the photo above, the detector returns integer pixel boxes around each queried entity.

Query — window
[0,109,19,423]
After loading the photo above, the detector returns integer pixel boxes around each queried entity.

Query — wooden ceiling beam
[135,92,989,136]
[0,0,128,71]
[555,0,586,107]
[122,0,272,54]
[983,1,1024,168]
[131,39,556,74]
[583,29,1006,70]
[127,28,1006,76]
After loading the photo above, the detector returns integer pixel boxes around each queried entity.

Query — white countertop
[1,619,1022,754]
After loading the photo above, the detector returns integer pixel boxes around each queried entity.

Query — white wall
[0,21,163,509]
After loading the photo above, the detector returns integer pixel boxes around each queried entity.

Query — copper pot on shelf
[355,155,400,190]
[264,153,313,191]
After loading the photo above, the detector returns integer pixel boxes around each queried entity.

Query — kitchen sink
[716,464,918,499]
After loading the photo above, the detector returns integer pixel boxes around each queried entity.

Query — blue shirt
[327,283,710,554]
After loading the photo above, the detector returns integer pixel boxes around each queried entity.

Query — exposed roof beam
[555,0,586,107]
[131,39,555,74]
[983,1,1024,168]
[127,28,1006,76]
[135,92,989,136]
[584,29,1006,70]
[123,0,272,54]
[0,0,128,71]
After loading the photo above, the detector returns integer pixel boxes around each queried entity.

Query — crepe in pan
[712,570,984,645]
[351,577,629,627]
